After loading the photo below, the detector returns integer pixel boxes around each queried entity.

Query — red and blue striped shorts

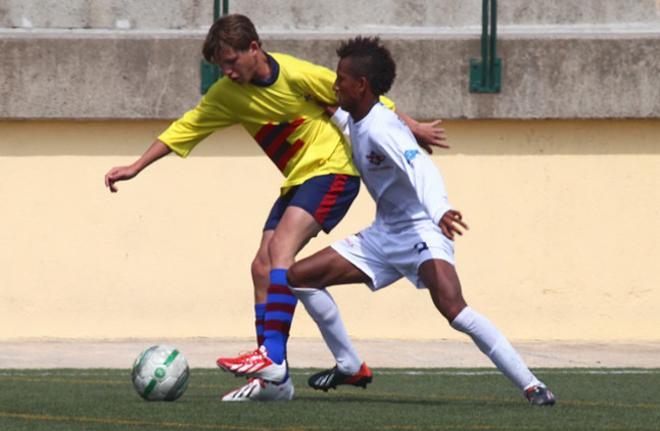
[264,174,360,233]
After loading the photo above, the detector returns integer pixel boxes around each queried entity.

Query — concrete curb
[2,338,659,369]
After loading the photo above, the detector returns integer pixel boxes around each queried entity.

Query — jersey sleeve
[157,82,236,157]
[292,60,339,106]
[417,157,453,225]
[373,121,452,225]
[379,95,396,110]
[329,107,350,141]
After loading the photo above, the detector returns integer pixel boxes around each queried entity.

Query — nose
[221,66,236,79]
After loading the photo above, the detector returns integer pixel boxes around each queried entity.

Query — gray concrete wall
[1,31,659,120]
[1,1,659,119]
[0,0,211,30]
[2,0,658,30]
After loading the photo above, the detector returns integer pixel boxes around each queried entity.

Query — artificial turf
[0,368,658,430]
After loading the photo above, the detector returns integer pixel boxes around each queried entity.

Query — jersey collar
[250,53,280,87]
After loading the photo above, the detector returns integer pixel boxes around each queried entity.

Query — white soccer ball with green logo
[131,345,190,401]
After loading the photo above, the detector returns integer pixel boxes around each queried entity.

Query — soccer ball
[131,345,190,401]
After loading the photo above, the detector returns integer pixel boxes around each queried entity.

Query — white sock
[451,306,541,390]
[291,287,362,374]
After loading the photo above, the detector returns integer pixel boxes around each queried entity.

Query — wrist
[128,161,143,177]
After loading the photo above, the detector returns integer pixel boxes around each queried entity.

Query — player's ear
[248,40,260,54]
[357,76,369,95]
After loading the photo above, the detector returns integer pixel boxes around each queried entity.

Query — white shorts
[331,220,455,291]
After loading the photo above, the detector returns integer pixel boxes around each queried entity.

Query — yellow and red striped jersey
[158,52,394,192]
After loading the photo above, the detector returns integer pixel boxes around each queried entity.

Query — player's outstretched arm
[439,209,469,240]
[104,139,172,193]
[396,110,449,154]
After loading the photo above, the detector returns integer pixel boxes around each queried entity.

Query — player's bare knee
[251,255,269,283]
[431,292,467,322]
[444,302,467,323]
[435,303,456,322]
[266,238,296,268]
[444,293,467,318]
[286,263,308,288]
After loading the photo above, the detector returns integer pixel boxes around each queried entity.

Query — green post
[200,0,228,94]
[469,0,501,93]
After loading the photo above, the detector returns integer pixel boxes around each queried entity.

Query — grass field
[1,368,659,431]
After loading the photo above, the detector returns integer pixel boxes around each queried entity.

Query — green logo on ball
[154,367,166,379]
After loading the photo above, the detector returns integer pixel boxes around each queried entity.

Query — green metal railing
[201,1,500,94]
[200,0,229,94]
[469,0,501,93]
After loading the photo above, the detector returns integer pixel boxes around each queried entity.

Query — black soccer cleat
[525,385,556,406]
[308,362,373,392]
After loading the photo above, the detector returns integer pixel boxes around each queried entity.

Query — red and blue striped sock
[263,268,297,365]
[254,303,266,347]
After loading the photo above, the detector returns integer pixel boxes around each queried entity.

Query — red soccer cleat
[216,346,287,383]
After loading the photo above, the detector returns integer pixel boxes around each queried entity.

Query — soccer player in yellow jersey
[104,14,447,401]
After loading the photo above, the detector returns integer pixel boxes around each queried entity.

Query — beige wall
[1,119,659,341]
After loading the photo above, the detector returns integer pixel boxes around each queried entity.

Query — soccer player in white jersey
[219,36,556,406]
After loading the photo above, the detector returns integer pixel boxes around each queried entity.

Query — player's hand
[413,119,449,154]
[104,165,138,193]
[439,209,469,240]
[316,101,338,117]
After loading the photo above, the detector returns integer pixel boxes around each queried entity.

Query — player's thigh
[332,226,404,291]
[288,246,371,288]
[419,259,466,321]
[269,206,322,265]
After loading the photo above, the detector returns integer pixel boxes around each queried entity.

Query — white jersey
[332,103,451,231]
[330,103,455,290]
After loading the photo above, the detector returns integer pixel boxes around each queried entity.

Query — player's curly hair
[336,36,396,96]
[203,14,261,63]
